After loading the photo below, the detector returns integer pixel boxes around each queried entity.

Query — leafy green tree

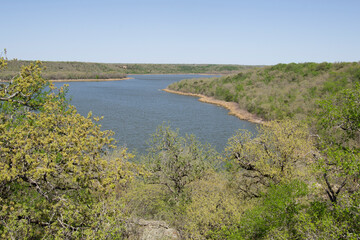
[229,180,308,240]
[182,172,243,239]
[144,124,219,202]
[316,84,360,204]
[225,119,315,198]
[295,193,360,239]
[285,84,360,239]
[318,83,360,144]
[122,125,221,238]
[0,59,137,239]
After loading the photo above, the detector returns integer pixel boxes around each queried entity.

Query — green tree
[285,84,360,239]
[144,124,219,202]
[225,119,315,198]
[315,84,360,204]
[0,59,137,239]
[229,180,308,240]
[182,172,243,239]
[121,125,221,237]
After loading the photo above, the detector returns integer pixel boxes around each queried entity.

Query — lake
[54,75,257,153]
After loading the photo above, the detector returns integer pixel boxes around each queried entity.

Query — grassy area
[168,62,360,121]
[0,60,257,80]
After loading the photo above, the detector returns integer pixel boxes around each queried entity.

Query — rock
[126,219,180,240]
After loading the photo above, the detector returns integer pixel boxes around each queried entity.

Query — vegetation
[0,60,127,81]
[1,56,359,239]
[168,62,360,121]
[121,63,256,75]
[124,114,359,239]
[0,60,256,81]
[144,124,219,201]
[224,120,315,198]
[0,58,141,238]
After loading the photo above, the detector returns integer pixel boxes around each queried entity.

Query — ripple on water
[54,75,257,153]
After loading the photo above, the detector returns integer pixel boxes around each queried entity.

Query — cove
[54,74,257,153]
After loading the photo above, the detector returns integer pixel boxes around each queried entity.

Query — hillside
[0,60,256,80]
[167,62,360,121]
[122,63,256,74]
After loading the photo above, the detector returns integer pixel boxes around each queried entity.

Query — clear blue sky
[1,0,360,65]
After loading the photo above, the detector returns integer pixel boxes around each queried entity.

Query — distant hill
[0,60,257,80]
[121,63,258,74]
[167,62,360,121]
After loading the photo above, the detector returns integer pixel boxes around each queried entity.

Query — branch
[323,173,347,204]
[20,176,49,201]
[0,91,20,101]
[237,185,260,198]
[335,178,347,195]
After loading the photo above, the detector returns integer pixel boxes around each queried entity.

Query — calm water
[54,75,257,153]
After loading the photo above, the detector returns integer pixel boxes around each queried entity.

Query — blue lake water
[54,74,257,153]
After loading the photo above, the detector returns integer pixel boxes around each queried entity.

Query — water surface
[54,75,257,153]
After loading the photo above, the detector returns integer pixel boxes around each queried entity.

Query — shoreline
[128,73,222,76]
[49,77,133,82]
[163,88,265,124]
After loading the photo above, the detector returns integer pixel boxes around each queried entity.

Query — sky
[1,0,360,65]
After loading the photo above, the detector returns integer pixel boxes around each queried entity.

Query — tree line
[0,59,256,81]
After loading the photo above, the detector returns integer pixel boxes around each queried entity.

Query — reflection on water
[54,75,257,153]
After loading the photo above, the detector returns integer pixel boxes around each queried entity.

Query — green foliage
[124,170,243,239]
[5,57,358,239]
[0,60,257,80]
[313,84,360,205]
[182,173,243,239]
[121,180,180,222]
[120,105,359,239]
[168,62,360,120]
[124,63,256,74]
[322,74,348,94]
[286,85,360,239]
[0,60,127,81]
[229,180,308,239]
[295,193,360,239]
[222,113,359,239]
[123,126,238,239]
[144,124,219,201]
[225,119,315,198]
[317,83,360,145]
[0,59,139,239]
[122,72,360,239]
[215,86,234,102]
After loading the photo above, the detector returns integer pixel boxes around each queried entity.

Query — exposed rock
[126,219,180,240]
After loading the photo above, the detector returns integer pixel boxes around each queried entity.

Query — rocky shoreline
[163,88,265,124]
